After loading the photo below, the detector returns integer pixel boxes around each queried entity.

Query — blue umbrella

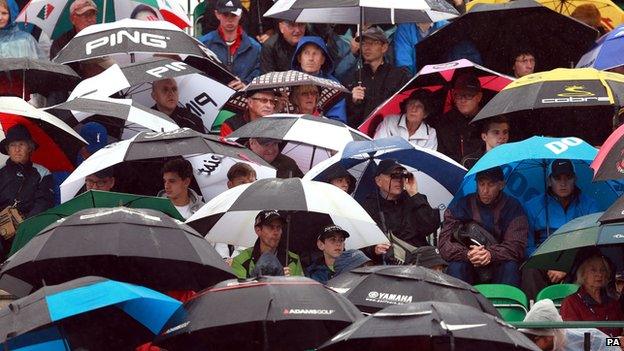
[304,137,467,213]
[452,136,624,210]
[577,25,624,71]
[0,276,182,350]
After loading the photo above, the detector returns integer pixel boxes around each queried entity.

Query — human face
[453,89,482,117]
[249,139,279,163]
[549,173,575,199]
[278,21,305,46]
[85,175,115,191]
[255,219,283,251]
[7,140,32,165]
[329,176,351,193]
[361,38,387,63]
[215,11,240,32]
[247,92,277,119]
[583,258,609,290]
[151,79,179,113]
[0,5,9,29]
[293,88,318,114]
[317,233,346,259]
[163,171,190,202]
[227,174,256,188]
[375,169,406,199]
[70,9,97,32]
[477,178,504,205]
[297,44,326,74]
[481,122,510,151]
[404,99,427,125]
[513,54,535,78]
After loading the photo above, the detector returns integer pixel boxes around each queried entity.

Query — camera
[390,170,410,180]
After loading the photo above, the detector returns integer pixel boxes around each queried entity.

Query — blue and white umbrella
[577,25,624,71]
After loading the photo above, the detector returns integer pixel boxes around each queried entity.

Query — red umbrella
[591,122,624,181]
[358,59,514,137]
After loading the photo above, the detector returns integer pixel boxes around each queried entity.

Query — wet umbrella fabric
[599,195,624,223]
[154,276,362,351]
[327,265,499,316]
[591,123,624,181]
[0,207,235,297]
[0,276,181,351]
[578,25,624,71]
[0,58,80,99]
[317,301,540,350]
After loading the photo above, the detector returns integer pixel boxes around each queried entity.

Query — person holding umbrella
[50,0,97,60]
[247,137,303,178]
[231,210,304,278]
[0,0,43,59]
[512,48,536,78]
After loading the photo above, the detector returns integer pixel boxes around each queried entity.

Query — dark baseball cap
[355,27,389,44]
[549,159,575,178]
[216,0,243,16]
[254,210,285,227]
[375,159,406,176]
[453,73,481,92]
[476,166,504,182]
[317,225,350,241]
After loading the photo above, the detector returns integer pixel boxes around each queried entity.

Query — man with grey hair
[151,78,206,133]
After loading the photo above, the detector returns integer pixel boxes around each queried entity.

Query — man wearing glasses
[220,89,278,137]
[512,50,536,78]
[247,138,303,178]
[434,73,484,163]
[260,20,306,73]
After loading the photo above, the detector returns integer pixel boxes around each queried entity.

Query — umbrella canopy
[591,117,624,181]
[0,97,86,172]
[317,301,540,350]
[578,25,624,70]
[186,178,389,256]
[16,0,190,40]
[523,212,624,271]
[227,114,371,172]
[326,265,499,316]
[154,276,363,351]
[0,207,235,297]
[359,59,514,136]
[9,190,184,256]
[416,0,598,74]
[0,58,80,99]
[599,195,624,223]
[265,0,460,24]
[0,276,181,350]
[453,136,621,210]
[471,68,624,145]
[60,128,276,203]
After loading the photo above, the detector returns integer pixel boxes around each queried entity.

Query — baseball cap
[453,73,481,92]
[254,210,285,227]
[375,159,406,176]
[475,166,504,182]
[216,0,243,16]
[549,159,575,178]
[70,0,97,15]
[355,27,389,44]
[317,225,350,241]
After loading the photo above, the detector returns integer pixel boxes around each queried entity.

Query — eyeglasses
[360,40,384,47]
[250,97,278,105]
[85,178,111,187]
[453,92,477,101]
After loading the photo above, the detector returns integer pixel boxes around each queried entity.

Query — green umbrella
[523,212,624,272]
[211,109,236,134]
[10,190,183,255]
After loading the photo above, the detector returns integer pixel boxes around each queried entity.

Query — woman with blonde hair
[0,0,43,59]
[289,85,321,116]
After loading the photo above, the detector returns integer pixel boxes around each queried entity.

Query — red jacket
[560,286,624,337]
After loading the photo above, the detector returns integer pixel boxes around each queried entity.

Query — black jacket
[0,160,53,219]
[433,108,482,163]
[260,34,298,73]
[361,190,440,247]
[344,62,411,128]
[153,105,206,134]
[271,154,304,179]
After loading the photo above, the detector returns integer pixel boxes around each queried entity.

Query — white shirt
[374,114,438,150]
[174,203,193,220]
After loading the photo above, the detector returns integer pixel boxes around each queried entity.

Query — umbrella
[186,178,389,257]
[0,276,182,350]
[224,70,350,114]
[523,212,624,271]
[9,190,184,256]
[359,59,514,136]
[0,207,235,297]
[227,114,371,172]
[453,136,622,210]
[0,58,80,99]
[0,97,86,172]
[471,68,624,146]
[599,195,624,223]
[304,137,466,214]
[326,265,500,316]
[60,128,276,203]
[154,276,363,351]
[317,301,540,350]
[591,122,624,181]
[577,25,624,71]
[416,0,598,74]
[16,0,190,40]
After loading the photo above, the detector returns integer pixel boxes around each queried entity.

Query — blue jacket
[524,190,600,257]
[306,257,335,284]
[199,29,261,84]
[291,36,347,123]
[394,21,448,75]
[0,0,42,59]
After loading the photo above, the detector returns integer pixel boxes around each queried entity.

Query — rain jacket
[524,189,600,257]
[199,27,261,84]
[291,36,347,123]
[231,239,304,279]
[394,21,448,75]
[0,2,43,59]
[0,159,53,219]
[306,256,335,284]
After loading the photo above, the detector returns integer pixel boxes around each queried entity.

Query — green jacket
[231,240,304,279]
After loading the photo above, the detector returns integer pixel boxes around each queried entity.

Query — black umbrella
[327,265,500,316]
[318,301,540,350]
[0,58,80,99]
[599,196,624,223]
[0,207,235,297]
[154,276,363,351]
[416,0,598,74]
